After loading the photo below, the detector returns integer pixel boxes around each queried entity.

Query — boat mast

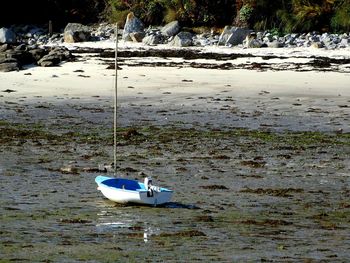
[114,25,118,174]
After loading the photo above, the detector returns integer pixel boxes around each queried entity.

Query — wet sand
[1,45,350,262]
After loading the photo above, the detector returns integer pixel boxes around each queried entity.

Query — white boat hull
[95,176,173,206]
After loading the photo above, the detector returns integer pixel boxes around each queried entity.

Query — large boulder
[218,26,251,46]
[168,32,193,47]
[340,37,350,47]
[142,28,167,45]
[161,21,180,37]
[122,12,144,41]
[64,23,91,43]
[142,34,160,46]
[0,28,16,44]
[0,44,73,71]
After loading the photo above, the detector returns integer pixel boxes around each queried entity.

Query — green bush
[276,0,337,33]
[331,0,350,32]
[4,0,342,33]
[105,0,236,27]
[239,4,254,24]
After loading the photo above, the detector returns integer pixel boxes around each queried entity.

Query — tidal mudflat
[1,45,349,262]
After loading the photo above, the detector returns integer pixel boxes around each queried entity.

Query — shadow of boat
[98,200,200,209]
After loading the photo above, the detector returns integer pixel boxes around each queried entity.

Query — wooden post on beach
[49,20,53,36]
[113,25,118,175]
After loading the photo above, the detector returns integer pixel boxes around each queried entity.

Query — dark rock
[169,31,193,47]
[37,47,73,67]
[29,48,47,61]
[0,44,10,52]
[142,34,164,45]
[15,44,27,51]
[244,33,264,48]
[0,58,19,72]
[161,21,180,37]
[122,12,144,41]
[129,31,145,42]
[218,26,251,46]
[64,23,91,43]
[37,53,60,67]
[0,44,38,71]
[4,49,34,66]
[340,38,350,46]
[0,28,16,44]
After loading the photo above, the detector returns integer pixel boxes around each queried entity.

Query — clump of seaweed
[240,187,304,197]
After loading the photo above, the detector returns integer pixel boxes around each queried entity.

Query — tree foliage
[106,0,350,32]
[0,0,107,28]
[0,0,349,33]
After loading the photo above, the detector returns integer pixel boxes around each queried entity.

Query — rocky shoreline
[0,44,74,72]
[1,16,350,72]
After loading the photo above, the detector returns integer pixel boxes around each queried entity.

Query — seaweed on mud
[0,121,112,145]
[98,48,350,70]
[119,167,138,173]
[240,160,266,168]
[1,123,349,150]
[240,187,304,197]
[309,210,350,230]
[89,47,350,73]
[200,185,229,190]
[59,218,91,224]
[159,230,206,237]
[59,166,80,174]
[1,117,350,261]
[0,126,60,143]
[2,89,17,93]
[235,219,292,226]
[123,128,141,139]
[195,215,215,222]
[309,56,350,65]
[122,229,207,239]
[212,154,230,160]
[310,59,332,68]
[99,49,253,61]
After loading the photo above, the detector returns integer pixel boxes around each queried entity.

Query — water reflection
[95,201,199,243]
[96,208,133,230]
[95,204,159,243]
[143,224,160,243]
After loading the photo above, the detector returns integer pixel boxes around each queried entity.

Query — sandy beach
[1,42,350,131]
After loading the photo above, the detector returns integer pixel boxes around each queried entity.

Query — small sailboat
[95,26,173,206]
[95,176,173,205]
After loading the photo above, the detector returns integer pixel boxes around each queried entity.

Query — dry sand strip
[1,45,350,132]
